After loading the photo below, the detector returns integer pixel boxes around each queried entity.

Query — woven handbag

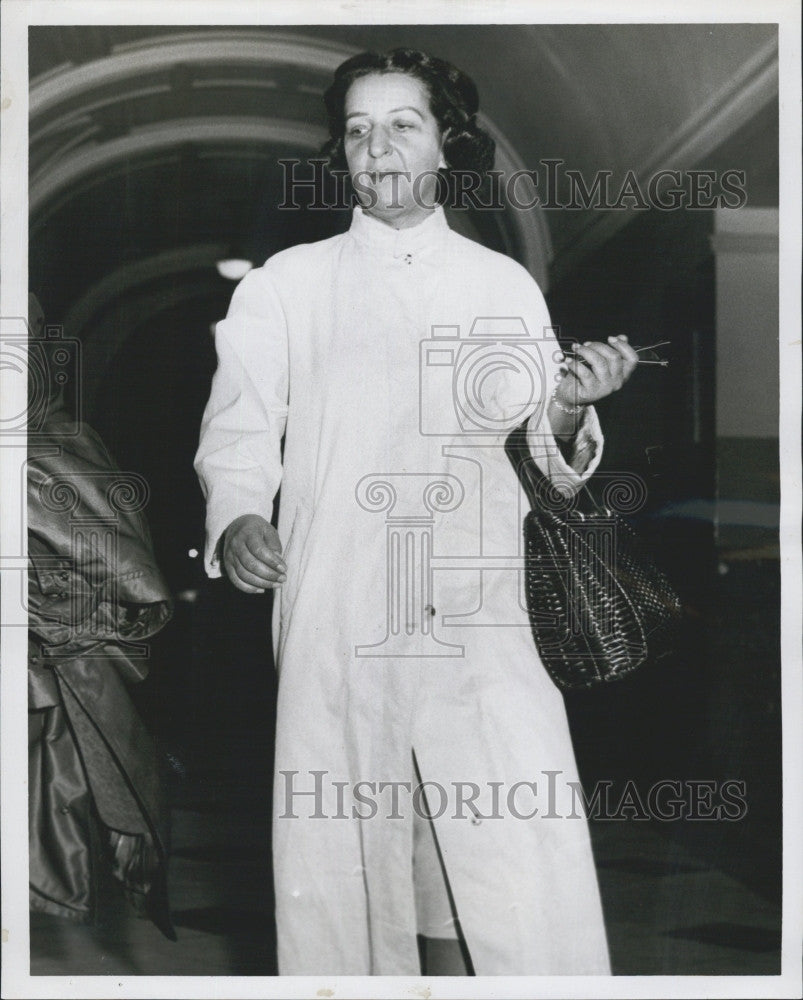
[505,422,683,691]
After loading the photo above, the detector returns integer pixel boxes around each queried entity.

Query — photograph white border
[2,1,801,998]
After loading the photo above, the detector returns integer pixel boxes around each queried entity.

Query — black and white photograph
[1,1,801,998]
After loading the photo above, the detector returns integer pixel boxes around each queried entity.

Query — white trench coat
[195,206,611,975]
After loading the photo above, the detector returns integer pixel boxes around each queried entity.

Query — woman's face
[343,72,446,229]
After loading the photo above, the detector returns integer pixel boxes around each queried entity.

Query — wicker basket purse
[505,422,684,691]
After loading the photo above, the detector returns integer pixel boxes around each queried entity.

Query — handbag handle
[504,421,607,516]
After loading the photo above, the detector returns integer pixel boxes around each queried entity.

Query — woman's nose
[367,126,390,159]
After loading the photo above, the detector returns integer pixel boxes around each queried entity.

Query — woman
[195,48,637,976]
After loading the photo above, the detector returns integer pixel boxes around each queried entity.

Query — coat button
[470,814,482,826]
[424,605,436,616]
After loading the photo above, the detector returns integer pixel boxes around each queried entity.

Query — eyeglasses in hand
[558,339,671,367]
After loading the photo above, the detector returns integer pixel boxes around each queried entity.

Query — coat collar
[348,205,450,258]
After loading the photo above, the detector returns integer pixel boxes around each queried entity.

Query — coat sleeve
[488,263,604,488]
[194,266,289,577]
[526,396,604,488]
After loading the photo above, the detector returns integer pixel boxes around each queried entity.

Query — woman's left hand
[554,334,639,407]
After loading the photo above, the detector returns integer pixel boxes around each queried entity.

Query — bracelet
[550,389,584,415]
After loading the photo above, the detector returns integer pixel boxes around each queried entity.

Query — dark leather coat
[28,404,175,939]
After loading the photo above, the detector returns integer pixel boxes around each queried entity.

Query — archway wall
[30,26,552,331]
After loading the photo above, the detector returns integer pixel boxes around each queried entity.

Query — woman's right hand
[222,514,286,594]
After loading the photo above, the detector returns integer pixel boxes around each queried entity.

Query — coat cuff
[204,495,275,578]
[525,404,603,488]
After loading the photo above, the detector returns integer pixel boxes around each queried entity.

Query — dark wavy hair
[321,48,495,181]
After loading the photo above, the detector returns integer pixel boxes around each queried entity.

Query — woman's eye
[393,121,415,131]
[346,125,367,138]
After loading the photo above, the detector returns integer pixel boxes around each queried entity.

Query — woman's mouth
[368,171,405,182]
